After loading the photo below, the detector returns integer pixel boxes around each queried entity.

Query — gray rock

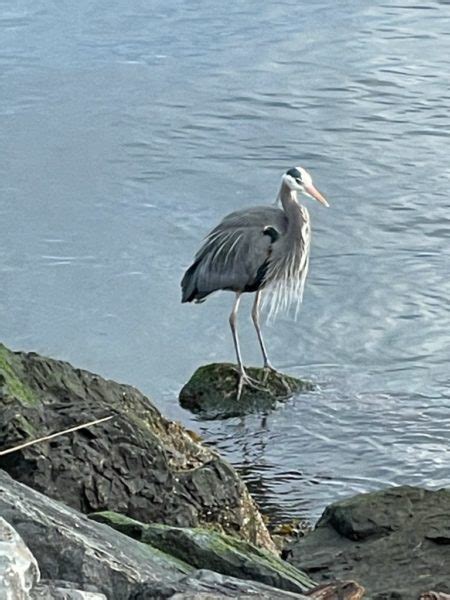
[179,363,314,419]
[31,581,107,599]
[135,569,311,599]
[0,516,40,599]
[0,470,192,599]
[0,342,274,551]
[89,512,316,594]
[287,485,450,599]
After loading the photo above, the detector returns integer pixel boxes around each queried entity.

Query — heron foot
[234,367,267,400]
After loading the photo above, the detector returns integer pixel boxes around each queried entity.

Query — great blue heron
[181,167,328,398]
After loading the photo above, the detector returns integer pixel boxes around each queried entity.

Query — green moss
[88,511,192,573]
[89,514,316,593]
[142,523,316,593]
[89,511,147,541]
[0,345,38,406]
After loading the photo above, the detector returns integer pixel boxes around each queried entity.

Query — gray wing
[181,206,287,302]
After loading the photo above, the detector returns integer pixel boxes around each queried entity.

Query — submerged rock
[179,363,314,418]
[287,485,450,599]
[89,511,316,595]
[0,342,274,551]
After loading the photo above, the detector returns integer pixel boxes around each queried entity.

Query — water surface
[2,0,450,522]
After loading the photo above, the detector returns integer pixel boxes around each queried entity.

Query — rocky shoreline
[0,342,449,599]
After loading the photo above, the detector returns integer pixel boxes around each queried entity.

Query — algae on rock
[179,363,314,418]
[90,512,316,595]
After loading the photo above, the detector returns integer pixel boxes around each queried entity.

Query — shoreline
[1,342,449,599]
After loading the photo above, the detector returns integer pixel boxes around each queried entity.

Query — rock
[0,470,317,600]
[0,516,40,599]
[0,342,274,551]
[287,486,450,599]
[306,581,365,599]
[89,512,316,594]
[0,469,193,598]
[158,571,362,600]
[179,363,314,418]
[31,581,107,599]
[419,593,450,600]
[157,569,312,599]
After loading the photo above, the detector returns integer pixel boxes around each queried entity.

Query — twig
[0,415,114,457]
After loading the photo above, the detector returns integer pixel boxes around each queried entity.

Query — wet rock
[179,363,314,418]
[0,343,274,551]
[287,486,450,599]
[89,512,316,594]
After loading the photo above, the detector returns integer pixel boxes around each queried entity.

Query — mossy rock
[179,363,314,419]
[89,511,316,595]
[0,344,38,406]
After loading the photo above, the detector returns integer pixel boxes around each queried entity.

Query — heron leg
[251,291,275,371]
[229,293,264,399]
[230,292,244,372]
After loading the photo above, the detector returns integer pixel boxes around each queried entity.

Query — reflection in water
[2,1,450,521]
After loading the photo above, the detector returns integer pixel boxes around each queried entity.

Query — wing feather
[181,206,287,301]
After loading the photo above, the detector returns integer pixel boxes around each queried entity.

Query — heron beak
[304,183,329,207]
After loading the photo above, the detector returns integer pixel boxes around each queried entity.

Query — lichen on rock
[179,363,314,418]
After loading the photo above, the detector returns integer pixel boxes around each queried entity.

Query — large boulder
[0,470,315,600]
[286,486,450,599]
[0,343,274,551]
[179,363,314,418]
[89,511,316,594]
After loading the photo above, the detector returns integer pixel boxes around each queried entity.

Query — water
[2,0,450,523]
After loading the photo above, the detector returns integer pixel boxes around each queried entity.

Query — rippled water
[2,1,450,523]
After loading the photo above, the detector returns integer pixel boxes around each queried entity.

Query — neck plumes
[262,180,311,320]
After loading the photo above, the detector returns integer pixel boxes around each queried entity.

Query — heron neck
[279,184,304,230]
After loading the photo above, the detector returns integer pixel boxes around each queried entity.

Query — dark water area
[2,1,450,523]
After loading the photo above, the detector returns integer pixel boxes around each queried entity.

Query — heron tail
[181,260,210,303]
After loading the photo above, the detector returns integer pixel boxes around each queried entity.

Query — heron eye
[295,177,302,184]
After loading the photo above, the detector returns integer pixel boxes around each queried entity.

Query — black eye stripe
[286,167,302,181]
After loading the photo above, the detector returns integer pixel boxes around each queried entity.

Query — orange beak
[304,183,329,207]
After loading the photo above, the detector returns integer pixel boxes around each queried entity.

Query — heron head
[282,167,329,207]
